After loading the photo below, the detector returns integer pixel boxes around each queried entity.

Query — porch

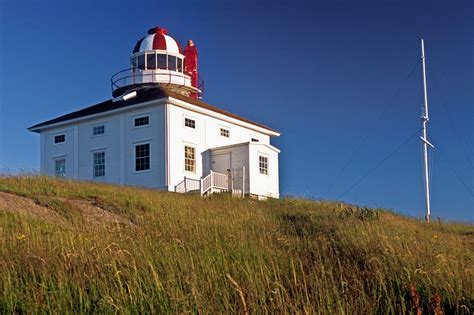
[174,168,246,197]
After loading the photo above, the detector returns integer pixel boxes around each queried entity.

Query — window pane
[259,156,268,175]
[134,116,150,127]
[184,146,195,172]
[54,134,65,144]
[168,55,176,70]
[93,151,105,177]
[93,125,104,135]
[131,57,138,69]
[55,158,66,178]
[137,54,145,70]
[184,118,195,129]
[146,52,156,70]
[157,54,167,69]
[177,58,183,72]
[220,128,229,138]
[135,144,150,171]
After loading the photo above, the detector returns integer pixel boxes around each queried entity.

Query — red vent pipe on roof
[184,40,198,99]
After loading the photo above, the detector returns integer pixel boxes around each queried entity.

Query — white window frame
[53,157,66,178]
[133,114,151,129]
[184,144,196,174]
[220,126,230,138]
[259,155,269,175]
[183,115,196,129]
[53,133,66,145]
[133,141,151,173]
[91,123,105,137]
[92,150,106,178]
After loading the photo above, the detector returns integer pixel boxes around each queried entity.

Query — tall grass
[0,175,472,313]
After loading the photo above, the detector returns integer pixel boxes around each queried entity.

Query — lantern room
[111,27,203,99]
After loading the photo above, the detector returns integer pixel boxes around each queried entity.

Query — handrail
[175,176,201,193]
[111,67,204,97]
[175,178,186,193]
[212,172,228,190]
[200,172,213,195]
[176,171,230,196]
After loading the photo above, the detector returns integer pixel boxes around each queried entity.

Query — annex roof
[28,87,280,135]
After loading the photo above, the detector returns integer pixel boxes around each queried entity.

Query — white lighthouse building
[29,26,281,198]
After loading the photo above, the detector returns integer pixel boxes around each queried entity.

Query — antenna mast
[420,39,434,222]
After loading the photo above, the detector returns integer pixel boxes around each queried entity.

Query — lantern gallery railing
[111,68,204,96]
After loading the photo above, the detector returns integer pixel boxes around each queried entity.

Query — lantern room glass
[168,55,176,71]
[146,52,156,70]
[131,53,184,72]
[157,54,167,69]
[137,54,145,70]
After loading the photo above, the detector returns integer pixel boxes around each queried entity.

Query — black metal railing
[111,68,204,97]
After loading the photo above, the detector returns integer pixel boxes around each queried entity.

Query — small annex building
[28,26,281,199]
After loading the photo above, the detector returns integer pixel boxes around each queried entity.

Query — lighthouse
[29,26,281,199]
[111,27,203,99]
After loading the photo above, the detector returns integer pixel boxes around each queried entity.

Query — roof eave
[27,97,168,133]
[167,96,281,137]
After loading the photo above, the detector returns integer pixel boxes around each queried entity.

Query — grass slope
[0,176,472,314]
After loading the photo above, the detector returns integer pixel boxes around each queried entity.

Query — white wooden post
[230,168,234,193]
[242,166,245,198]
[210,170,213,194]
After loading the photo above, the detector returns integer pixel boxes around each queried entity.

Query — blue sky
[1,0,472,221]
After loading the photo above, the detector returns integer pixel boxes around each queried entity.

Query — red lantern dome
[132,27,182,55]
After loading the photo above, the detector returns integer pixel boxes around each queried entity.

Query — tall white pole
[421,39,432,223]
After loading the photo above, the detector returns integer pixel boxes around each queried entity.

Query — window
[184,118,195,129]
[93,125,105,136]
[220,128,230,138]
[134,116,150,127]
[184,146,195,173]
[93,151,105,177]
[135,143,150,172]
[137,54,145,70]
[251,138,259,142]
[54,134,65,144]
[157,54,167,69]
[146,52,156,69]
[54,158,66,178]
[259,156,268,175]
[131,56,138,69]
[177,58,183,72]
[168,55,176,70]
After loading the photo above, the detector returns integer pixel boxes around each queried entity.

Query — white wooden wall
[166,103,271,191]
[207,143,279,198]
[41,101,166,189]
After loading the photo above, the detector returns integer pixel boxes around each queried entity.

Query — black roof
[28,88,167,131]
[28,87,279,133]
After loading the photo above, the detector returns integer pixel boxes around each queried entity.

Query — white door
[212,153,231,174]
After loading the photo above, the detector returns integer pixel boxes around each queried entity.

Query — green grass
[0,175,472,313]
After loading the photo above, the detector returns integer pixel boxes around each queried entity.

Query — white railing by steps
[175,168,244,197]
[175,177,201,193]
[200,170,229,195]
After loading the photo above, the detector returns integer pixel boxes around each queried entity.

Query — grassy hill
[0,176,472,314]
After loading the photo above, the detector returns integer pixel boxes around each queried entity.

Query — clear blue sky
[1,0,472,221]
